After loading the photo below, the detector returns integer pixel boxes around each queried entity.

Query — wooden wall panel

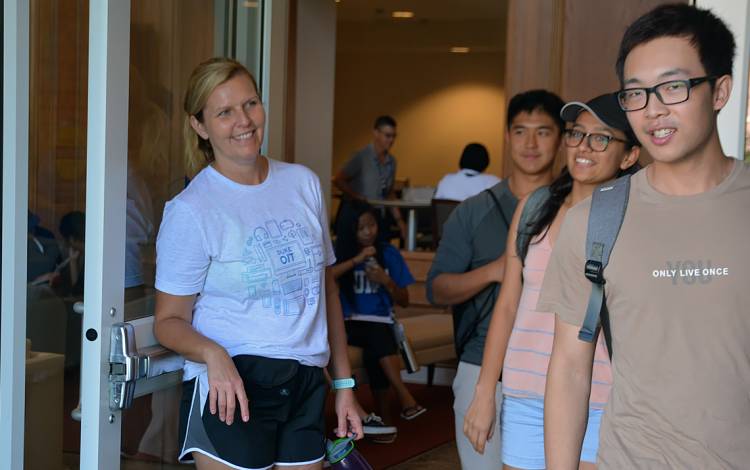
[27,0,215,267]
[560,0,687,102]
[502,0,684,175]
[29,0,89,231]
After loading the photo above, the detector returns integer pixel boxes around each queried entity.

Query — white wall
[696,0,750,159]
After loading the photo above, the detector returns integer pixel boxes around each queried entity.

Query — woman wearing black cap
[462,94,640,470]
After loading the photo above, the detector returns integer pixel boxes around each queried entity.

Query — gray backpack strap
[578,175,631,356]
[516,186,551,265]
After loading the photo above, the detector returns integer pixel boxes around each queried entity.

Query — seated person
[59,211,85,296]
[333,203,426,427]
[434,143,501,201]
[27,211,62,285]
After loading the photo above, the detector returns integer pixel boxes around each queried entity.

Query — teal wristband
[332,377,356,390]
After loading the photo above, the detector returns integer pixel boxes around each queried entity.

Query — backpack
[453,187,511,359]
[577,174,631,359]
[513,177,631,359]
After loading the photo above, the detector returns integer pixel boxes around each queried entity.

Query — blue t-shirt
[340,244,415,322]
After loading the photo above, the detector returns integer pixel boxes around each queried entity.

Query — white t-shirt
[155,158,335,380]
[434,169,501,202]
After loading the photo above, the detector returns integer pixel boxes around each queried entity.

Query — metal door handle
[109,323,149,410]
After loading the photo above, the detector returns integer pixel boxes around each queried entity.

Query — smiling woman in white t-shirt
[153,58,361,470]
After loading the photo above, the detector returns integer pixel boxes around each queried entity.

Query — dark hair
[616,4,735,85]
[373,115,397,130]
[334,202,388,306]
[519,160,641,261]
[59,211,85,242]
[459,143,490,172]
[507,90,565,133]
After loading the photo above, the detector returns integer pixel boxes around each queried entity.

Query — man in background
[333,115,407,240]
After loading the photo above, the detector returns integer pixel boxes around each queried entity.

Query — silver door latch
[109,323,149,410]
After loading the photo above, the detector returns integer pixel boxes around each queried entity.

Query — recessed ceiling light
[451,47,470,53]
[392,11,415,19]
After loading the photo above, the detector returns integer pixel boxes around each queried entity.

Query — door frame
[1,0,30,469]
[78,0,131,467]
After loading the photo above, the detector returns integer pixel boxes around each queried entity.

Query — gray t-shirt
[341,144,396,200]
[427,180,517,365]
[538,160,750,469]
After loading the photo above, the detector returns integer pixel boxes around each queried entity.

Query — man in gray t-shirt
[427,90,563,469]
[333,115,406,238]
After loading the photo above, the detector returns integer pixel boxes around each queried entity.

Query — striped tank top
[502,234,612,409]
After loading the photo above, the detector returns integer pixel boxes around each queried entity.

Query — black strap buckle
[584,260,605,284]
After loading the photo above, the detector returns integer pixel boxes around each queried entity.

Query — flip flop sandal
[400,405,427,420]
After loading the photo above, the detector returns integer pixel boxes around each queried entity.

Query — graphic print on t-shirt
[650,258,730,285]
[353,269,389,294]
[241,217,325,316]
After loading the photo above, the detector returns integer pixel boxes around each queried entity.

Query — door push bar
[109,323,150,410]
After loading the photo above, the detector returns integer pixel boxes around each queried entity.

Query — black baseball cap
[560,93,638,146]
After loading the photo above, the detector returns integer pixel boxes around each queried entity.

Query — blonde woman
[154,58,362,470]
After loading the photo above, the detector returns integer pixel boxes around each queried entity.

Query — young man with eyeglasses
[540,4,750,469]
[334,115,408,241]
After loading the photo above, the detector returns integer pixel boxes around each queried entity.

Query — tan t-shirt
[538,159,750,469]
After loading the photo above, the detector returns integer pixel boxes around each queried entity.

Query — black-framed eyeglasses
[564,129,628,152]
[617,76,715,112]
[376,129,397,139]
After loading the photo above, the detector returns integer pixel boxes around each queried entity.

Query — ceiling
[335,0,507,22]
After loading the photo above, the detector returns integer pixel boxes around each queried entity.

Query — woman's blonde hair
[182,57,259,176]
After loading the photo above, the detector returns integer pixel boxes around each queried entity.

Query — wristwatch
[332,377,357,390]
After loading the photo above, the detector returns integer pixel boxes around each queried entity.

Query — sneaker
[399,405,427,421]
[370,432,397,444]
[362,413,398,436]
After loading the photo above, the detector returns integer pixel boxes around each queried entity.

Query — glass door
[2,0,267,469]
[81,1,266,468]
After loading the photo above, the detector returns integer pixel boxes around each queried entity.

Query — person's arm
[63,246,81,288]
[430,255,505,306]
[325,267,364,439]
[384,164,407,237]
[544,316,596,470]
[154,291,249,426]
[463,196,527,453]
[333,153,366,201]
[426,202,506,307]
[365,263,409,307]
[331,246,376,279]
[332,169,365,201]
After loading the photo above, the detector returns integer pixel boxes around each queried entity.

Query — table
[367,198,431,250]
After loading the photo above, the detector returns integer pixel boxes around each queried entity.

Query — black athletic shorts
[178,355,327,470]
